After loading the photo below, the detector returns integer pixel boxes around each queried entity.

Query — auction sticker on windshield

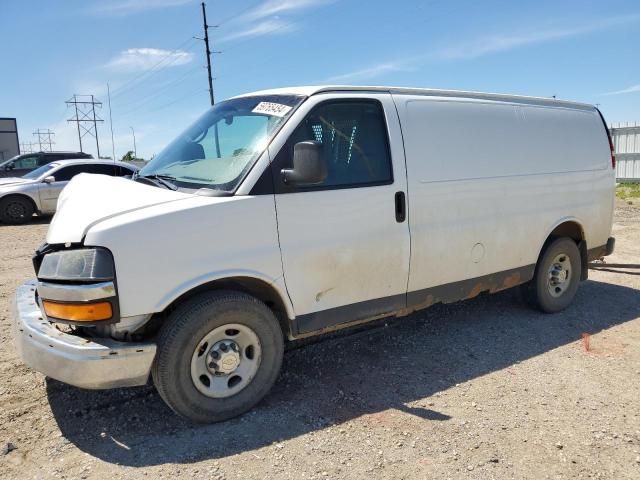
[252,102,292,117]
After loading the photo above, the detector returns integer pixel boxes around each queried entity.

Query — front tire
[521,237,582,313]
[0,196,34,224]
[152,291,284,423]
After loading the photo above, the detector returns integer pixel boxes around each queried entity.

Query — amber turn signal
[43,301,113,322]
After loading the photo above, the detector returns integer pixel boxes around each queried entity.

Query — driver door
[269,93,411,335]
[38,165,80,213]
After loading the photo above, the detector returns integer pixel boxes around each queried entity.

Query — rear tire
[521,237,582,313]
[152,290,284,423]
[0,196,34,224]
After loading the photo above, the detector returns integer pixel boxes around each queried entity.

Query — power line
[33,129,55,152]
[118,89,206,120]
[65,95,104,157]
[115,65,202,116]
[215,0,262,27]
[109,37,198,100]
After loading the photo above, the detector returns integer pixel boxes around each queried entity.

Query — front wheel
[0,196,34,224]
[521,237,582,313]
[152,291,284,423]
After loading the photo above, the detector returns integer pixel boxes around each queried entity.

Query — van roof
[237,85,595,111]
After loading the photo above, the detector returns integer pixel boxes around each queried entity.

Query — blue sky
[1,0,639,159]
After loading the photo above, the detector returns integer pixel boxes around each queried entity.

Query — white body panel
[393,96,615,293]
[79,188,289,319]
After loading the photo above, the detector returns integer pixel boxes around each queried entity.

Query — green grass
[616,183,640,201]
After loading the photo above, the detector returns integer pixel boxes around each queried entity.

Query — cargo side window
[275,100,393,191]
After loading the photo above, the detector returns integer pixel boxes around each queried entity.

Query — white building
[611,122,640,182]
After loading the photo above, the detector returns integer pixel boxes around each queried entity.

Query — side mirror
[5,162,14,171]
[281,141,327,186]
[43,176,55,184]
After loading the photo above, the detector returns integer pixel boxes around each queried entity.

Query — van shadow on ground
[47,279,640,467]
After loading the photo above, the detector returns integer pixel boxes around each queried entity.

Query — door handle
[395,191,406,223]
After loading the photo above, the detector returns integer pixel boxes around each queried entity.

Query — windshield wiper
[134,173,178,191]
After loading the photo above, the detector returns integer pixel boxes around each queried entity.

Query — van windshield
[138,95,304,192]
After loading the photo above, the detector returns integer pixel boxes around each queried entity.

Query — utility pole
[130,126,137,158]
[33,129,55,152]
[201,2,215,106]
[107,83,116,161]
[66,95,104,156]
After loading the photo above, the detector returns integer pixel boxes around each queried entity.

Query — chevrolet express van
[15,86,616,423]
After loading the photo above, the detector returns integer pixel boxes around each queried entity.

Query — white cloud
[243,0,336,22]
[106,48,193,72]
[327,14,640,82]
[219,19,296,42]
[217,0,335,44]
[93,0,193,15]
[603,84,640,96]
[327,60,417,83]
[434,14,640,61]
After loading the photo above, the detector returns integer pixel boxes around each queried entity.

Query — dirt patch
[1,206,639,479]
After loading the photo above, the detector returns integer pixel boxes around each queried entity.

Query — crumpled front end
[14,280,156,389]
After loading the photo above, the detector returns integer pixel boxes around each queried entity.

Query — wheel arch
[0,193,40,217]
[538,218,588,281]
[158,274,295,338]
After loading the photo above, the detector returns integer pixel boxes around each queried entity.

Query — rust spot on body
[467,282,488,299]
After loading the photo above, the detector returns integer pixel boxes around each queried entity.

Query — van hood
[47,174,192,244]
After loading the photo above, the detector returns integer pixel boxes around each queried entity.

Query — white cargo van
[15,86,616,422]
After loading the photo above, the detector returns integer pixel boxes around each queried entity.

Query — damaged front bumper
[14,279,156,389]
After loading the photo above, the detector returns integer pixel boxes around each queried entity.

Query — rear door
[269,93,410,334]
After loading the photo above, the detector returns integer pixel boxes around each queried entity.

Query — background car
[0,160,137,224]
[0,151,93,178]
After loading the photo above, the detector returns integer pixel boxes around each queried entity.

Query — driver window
[278,100,393,190]
[13,156,38,169]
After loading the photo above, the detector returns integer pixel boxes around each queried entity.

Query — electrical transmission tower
[33,129,55,152]
[20,142,35,153]
[66,95,104,156]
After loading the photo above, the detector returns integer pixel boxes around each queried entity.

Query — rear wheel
[521,237,582,313]
[152,290,284,423]
[0,196,34,224]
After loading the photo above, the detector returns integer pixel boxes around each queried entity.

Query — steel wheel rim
[190,323,262,398]
[6,201,27,220]
[547,253,572,298]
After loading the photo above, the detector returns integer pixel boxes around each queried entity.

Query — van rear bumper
[587,237,615,261]
[14,280,156,390]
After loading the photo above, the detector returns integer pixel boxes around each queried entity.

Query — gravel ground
[1,203,639,480]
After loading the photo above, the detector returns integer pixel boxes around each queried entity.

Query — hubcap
[190,323,261,398]
[6,201,26,220]
[547,253,572,298]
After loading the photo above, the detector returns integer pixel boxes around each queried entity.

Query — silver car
[0,159,138,224]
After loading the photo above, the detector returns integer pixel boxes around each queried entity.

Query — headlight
[38,248,114,282]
